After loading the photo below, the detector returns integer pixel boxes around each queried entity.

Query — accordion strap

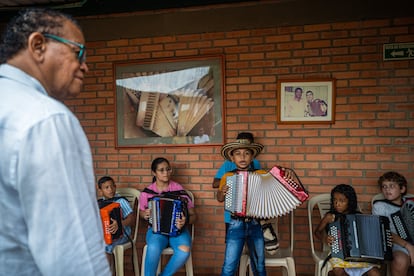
[98,196,128,208]
[143,188,190,200]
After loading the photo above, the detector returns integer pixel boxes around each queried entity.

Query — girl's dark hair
[330,184,359,214]
[377,171,408,196]
[97,176,115,189]
[151,157,170,182]
[0,8,81,63]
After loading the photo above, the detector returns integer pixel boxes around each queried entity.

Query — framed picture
[114,55,225,148]
[277,79,336,124]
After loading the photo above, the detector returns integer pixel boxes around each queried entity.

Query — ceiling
[0,0,255,21]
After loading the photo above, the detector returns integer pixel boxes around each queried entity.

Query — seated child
[97,176,135,272]
[372,171,414,276]
[139,157,196,276]
[314,184,380,276]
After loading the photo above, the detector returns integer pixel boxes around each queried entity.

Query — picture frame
[114,55,225,148]
[277,79,336,124]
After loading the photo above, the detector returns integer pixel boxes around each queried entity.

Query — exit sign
[383,43,414,61]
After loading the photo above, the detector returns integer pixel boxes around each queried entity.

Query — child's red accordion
[99,202,123,244]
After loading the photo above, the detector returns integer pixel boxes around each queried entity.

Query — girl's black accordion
[328,214,393,263]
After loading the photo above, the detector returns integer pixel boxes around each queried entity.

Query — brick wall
[66,16,414,275]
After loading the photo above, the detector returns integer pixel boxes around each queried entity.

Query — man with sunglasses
[0,8,110,276]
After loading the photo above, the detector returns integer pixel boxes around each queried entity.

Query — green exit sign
[383,43,414,61]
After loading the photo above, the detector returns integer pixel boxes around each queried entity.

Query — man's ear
[28,32,47,61]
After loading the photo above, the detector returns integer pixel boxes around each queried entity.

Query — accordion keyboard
[225,173,245,214]
[392,200,414,243]
[392,212,409,240]
[329,221,345,260]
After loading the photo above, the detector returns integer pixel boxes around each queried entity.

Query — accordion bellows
[134,65,215,139]
[225,166,308,219]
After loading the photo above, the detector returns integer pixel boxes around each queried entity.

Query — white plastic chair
[239,210,296,276]
[141,190,195,276]
[112,187,140,276]
[307,193,332,276]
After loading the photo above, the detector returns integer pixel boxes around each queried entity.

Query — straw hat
[221,139,264,161]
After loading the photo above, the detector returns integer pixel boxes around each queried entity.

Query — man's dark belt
[231,215,255,222]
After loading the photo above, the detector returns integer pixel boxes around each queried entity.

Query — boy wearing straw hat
[217,138,267,276]
[212,132,261,189]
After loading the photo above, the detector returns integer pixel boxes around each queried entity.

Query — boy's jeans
[221,218,266,276]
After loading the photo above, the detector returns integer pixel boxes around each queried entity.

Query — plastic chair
[307,193,332,276]
[239,211,296,276]
[113,187,140,276]
[141,190,195,276]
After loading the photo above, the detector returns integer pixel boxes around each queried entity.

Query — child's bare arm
[122,212,135,227]
[314,213,335,242]
[187,207,197,225]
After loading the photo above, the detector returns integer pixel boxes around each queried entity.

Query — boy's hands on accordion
[108,218,119,234]
[140,208,187,229]
[280,167,298,183]
[217,185,229,202]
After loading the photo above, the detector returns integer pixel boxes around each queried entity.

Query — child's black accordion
[391,199,414,243]
[328,214,393,263]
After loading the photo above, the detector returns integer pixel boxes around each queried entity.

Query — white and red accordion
[148,197,186,236]
[329,214,393,263]
[99,202,123,244]
[224,166,309,219]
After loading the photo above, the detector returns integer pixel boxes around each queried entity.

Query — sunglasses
[43,33,86,63]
